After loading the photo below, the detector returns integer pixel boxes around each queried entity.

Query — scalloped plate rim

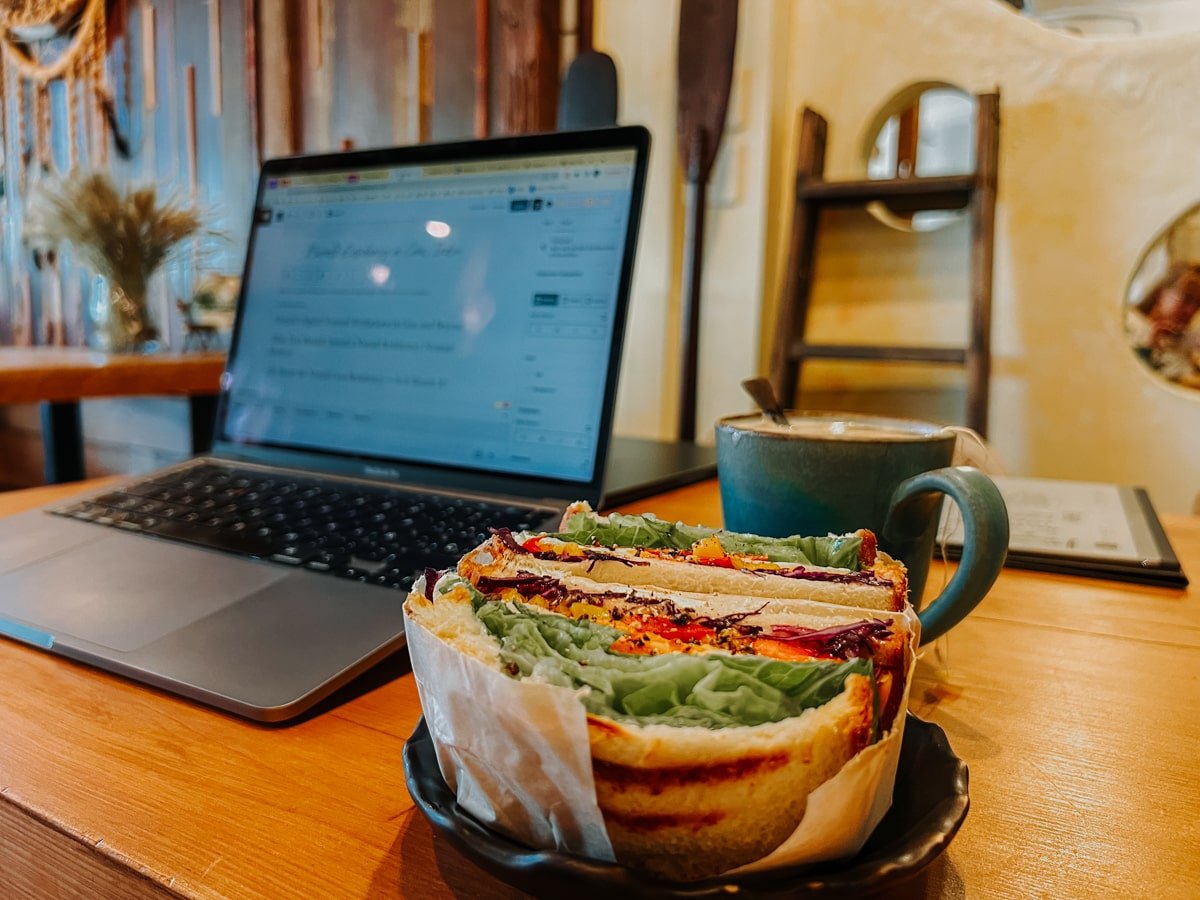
[403,712,969,897]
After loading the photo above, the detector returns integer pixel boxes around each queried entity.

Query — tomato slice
[634,615,715,643]
[752,637,831,662]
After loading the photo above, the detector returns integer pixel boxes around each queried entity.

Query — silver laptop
[0,127,650,721]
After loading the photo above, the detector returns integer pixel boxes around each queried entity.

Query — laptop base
[601,436,717,509]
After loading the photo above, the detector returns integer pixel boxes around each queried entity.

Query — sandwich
[404,571,883,882]
[461,501,908,612]
[452,566,914,732]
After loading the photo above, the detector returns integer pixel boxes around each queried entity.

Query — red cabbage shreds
[476,576,653,611]
[583,548,650,569]
[694,603,768,631]
[761,620,894,659]
[492,528,651,569]
[774,567,892,588]
[490,528,523,552]
[423,568,442,600]
[476,573,569,602]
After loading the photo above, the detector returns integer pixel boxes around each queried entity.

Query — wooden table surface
[2,479,1198,899]
[0,348,227,483]
[0,348,224,404]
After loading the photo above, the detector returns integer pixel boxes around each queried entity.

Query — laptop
[0,126,650,722]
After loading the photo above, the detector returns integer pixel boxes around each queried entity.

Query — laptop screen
[219,134,645,488]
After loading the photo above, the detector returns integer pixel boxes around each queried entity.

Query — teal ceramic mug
[715,412,1009,643]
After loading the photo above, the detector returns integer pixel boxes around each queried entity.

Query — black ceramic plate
[403,714,969,899]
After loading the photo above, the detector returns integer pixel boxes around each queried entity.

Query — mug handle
[883,466,1009,644]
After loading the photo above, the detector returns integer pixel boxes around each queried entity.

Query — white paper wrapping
[729,656,915,873]
[406,612,615,860]
[404,599,918,877]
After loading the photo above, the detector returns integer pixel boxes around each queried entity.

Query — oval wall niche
[861,83,976,233]
[1125,205,1200,394]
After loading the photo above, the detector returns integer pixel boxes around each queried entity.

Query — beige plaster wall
[779,0,1200,513]
[598,0,785,444]
[601,0,1200,514]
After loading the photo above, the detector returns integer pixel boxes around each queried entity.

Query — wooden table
[1,479,1198,898]
[0,348,225,483]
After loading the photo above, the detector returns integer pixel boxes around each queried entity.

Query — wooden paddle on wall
[675,0,738,442]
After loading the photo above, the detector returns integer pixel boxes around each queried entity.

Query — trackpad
[0,510,109,575]
[0,531,287,652]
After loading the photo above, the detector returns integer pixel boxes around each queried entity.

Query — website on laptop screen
[223,148,638,483]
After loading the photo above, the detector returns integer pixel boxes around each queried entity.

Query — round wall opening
[1125,205,1200,394]
[862,83,977,233]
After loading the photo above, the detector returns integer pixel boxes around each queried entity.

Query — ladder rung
[798,175,975,213]
[790,343,968,364]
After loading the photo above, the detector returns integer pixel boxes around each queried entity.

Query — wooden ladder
[768,92,1000,436]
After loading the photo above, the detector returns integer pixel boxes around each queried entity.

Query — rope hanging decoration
[0,38,7,161]
[0,0,81,26]
[63,59,75,166]
[0,0,126,167]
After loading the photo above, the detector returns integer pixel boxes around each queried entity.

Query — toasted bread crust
[586,674,875,881]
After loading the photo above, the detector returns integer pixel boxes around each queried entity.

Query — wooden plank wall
[1,0,256,487]
[0,0,485,489]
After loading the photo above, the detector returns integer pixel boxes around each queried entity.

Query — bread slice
[590,676,873,881]
[404,578,877,882]
[462,532,908,611]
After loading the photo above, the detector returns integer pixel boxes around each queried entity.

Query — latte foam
[727,414,948,442]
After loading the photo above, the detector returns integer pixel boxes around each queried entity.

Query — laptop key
[353,547,390,563]
[144,519,272,557]
[120,481,166,499]
[282,543,318,560]
[95,493,140,510]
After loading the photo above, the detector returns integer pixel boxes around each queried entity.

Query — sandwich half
[452,565,914,732]
[405,572,880,882]
[477,502,908,611]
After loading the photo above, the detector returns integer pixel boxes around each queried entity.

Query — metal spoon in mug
[741,377,791,428]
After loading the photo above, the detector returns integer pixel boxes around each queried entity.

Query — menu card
[939,476,1188,587]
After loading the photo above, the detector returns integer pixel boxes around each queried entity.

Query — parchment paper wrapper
[407,611,615,860]
[405,601,919,877]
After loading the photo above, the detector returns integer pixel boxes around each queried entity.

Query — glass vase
[88,273,160,354]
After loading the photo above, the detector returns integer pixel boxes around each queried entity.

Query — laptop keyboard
[52,463,555,592]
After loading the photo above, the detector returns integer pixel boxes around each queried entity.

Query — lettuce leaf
[553,511,863,569]
[553,510,717,550]
[715,532,863,569]
[475,598,874,731]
